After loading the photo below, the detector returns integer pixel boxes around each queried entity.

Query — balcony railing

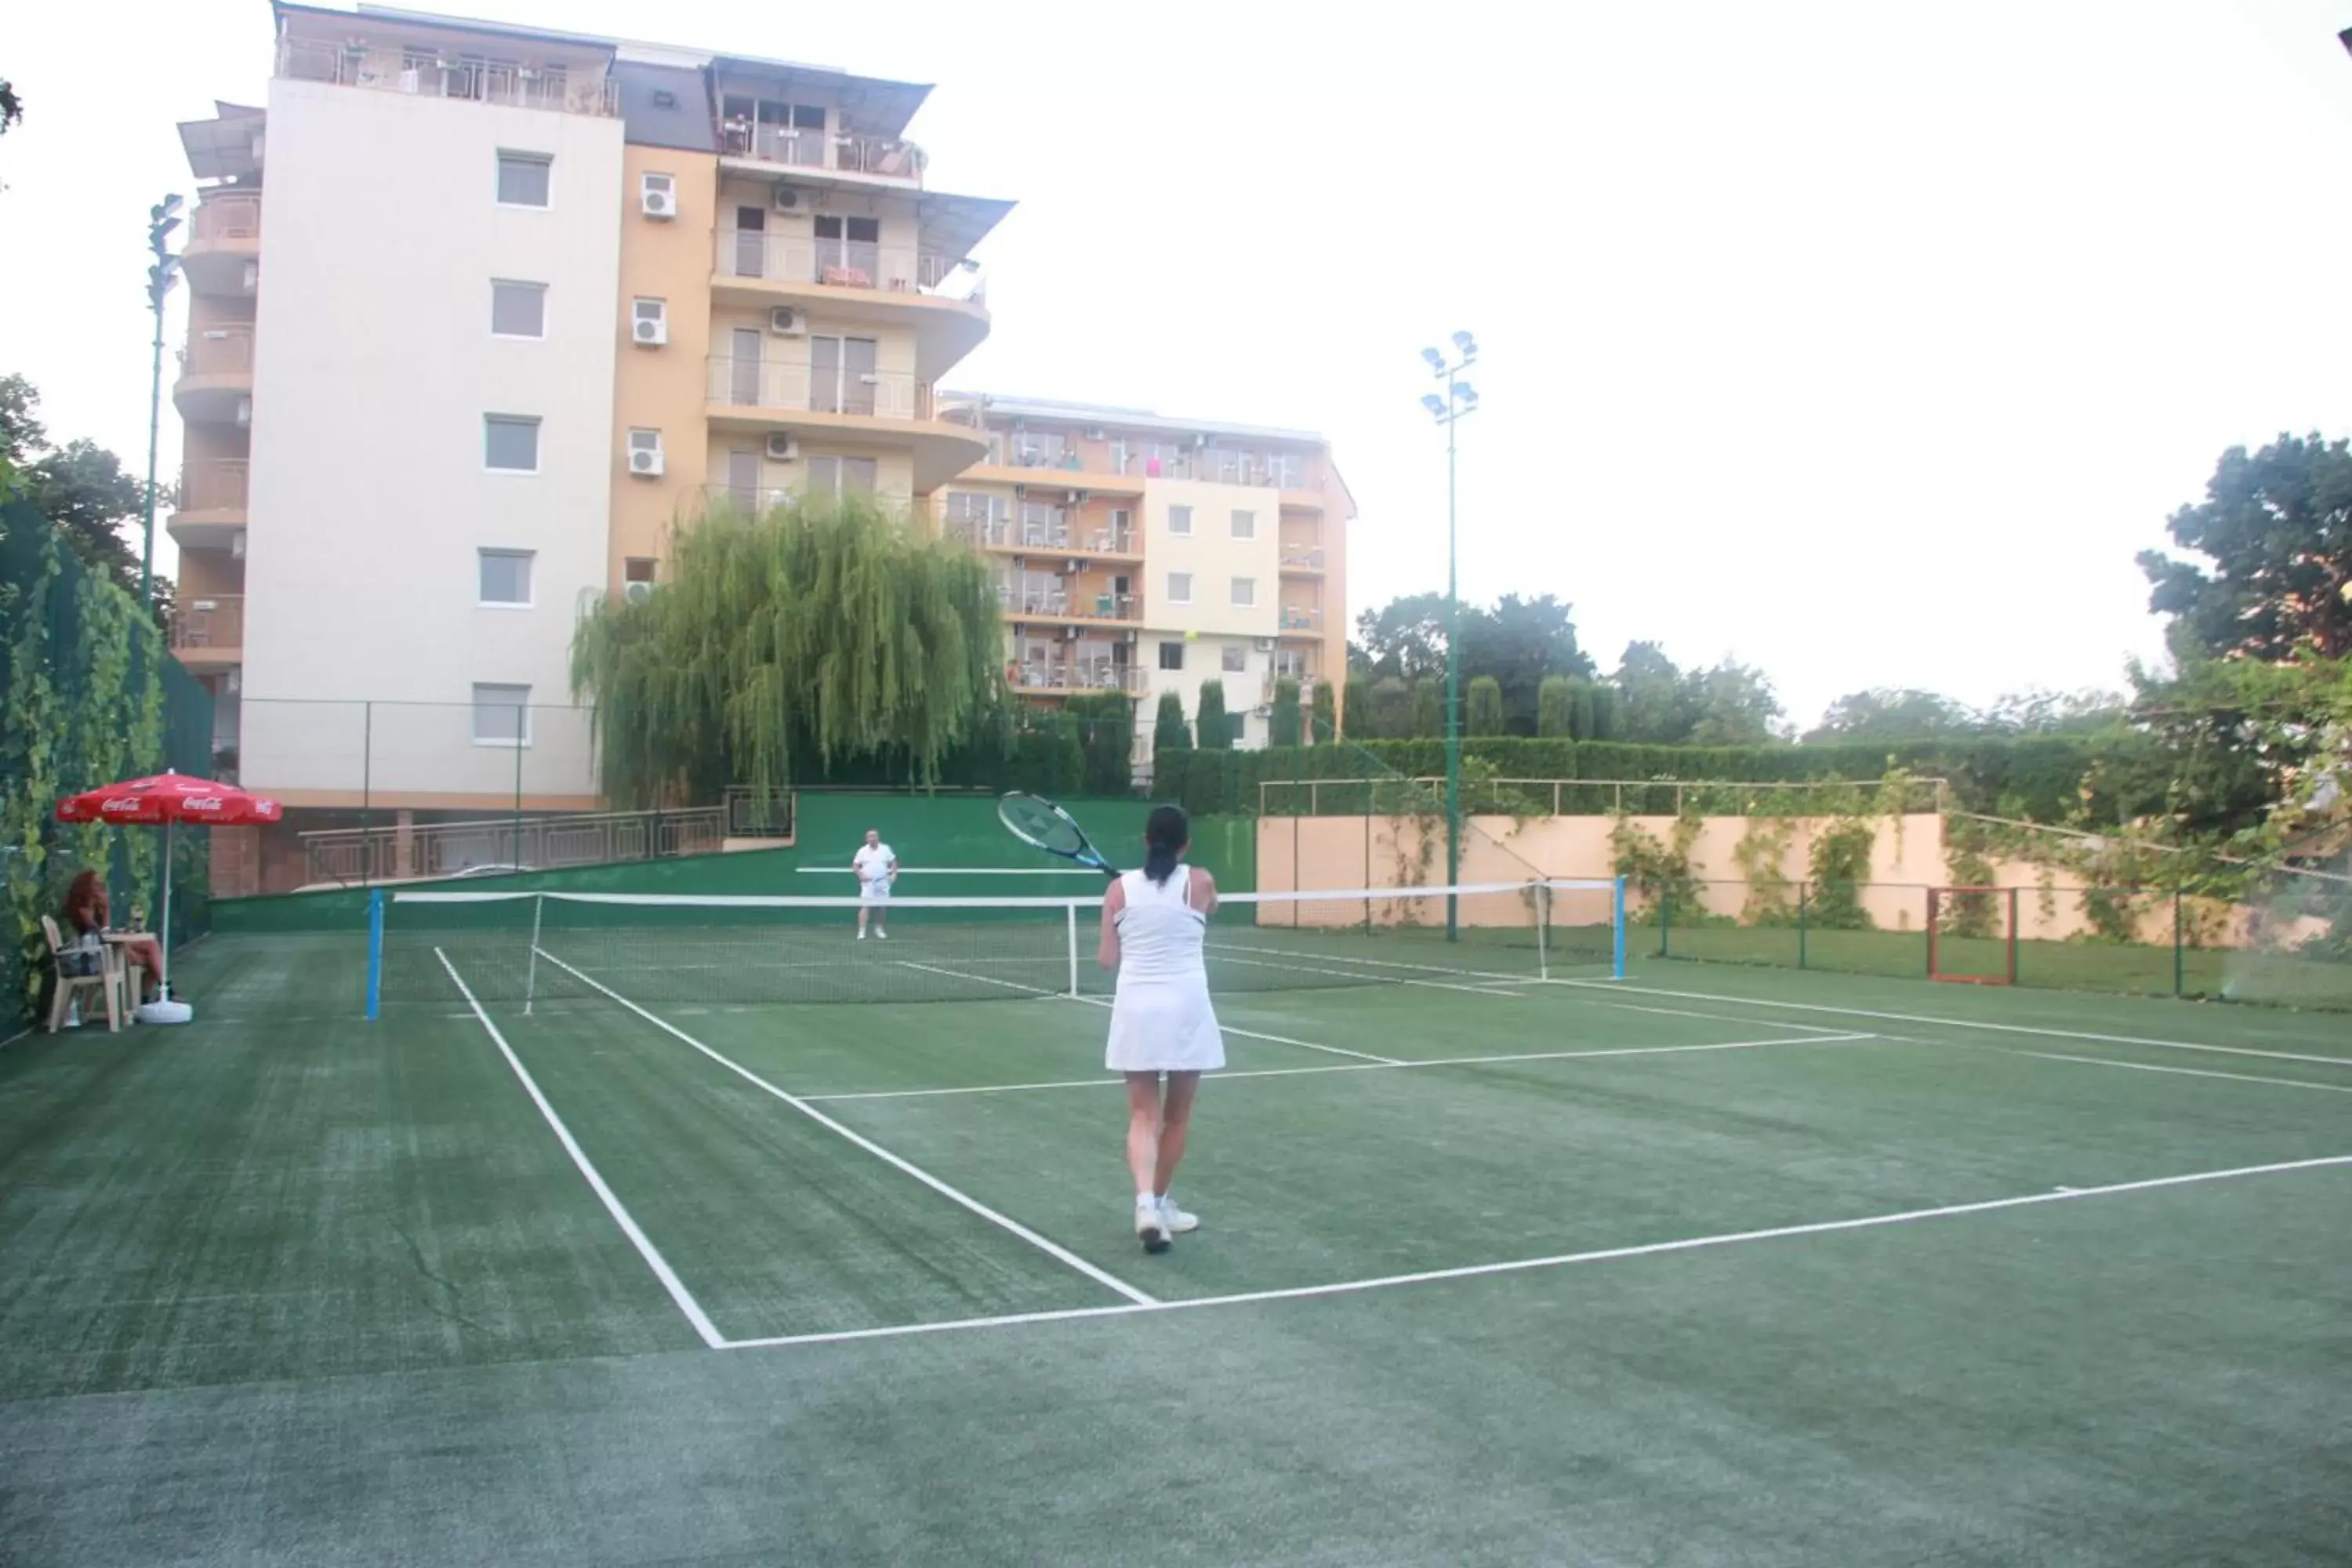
[179,459,249,513]
[715,121,926,183]
[276,38,619,116]
[705,482,913,515]
[715,233,983,301]
[1279,546,1326,572]
[1279,606,1324,632]
[191,194,262,242]
[946,514,1138,555]
[1012,662,1149,695]
[301,804,721,887]
[707,358,932,421]
[180,327,254,377]
[170,594,245,654]
[1264,673,1318,703]
[997,583,1142,622]
[958,437,1308,488]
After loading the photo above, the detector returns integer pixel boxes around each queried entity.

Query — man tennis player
[852,828,897,939]
[1098,804,1223,1252]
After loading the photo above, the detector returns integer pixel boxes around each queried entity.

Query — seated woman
[60,869,163,1006]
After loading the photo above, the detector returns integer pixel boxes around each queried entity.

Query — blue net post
[365,887,385,1021]
[1611,876,1628,979]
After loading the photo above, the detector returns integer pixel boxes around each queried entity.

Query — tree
[1412,675,1442,739]
[1352,592,1450,680]
[1311,679,1337,744]
[1071,692,1134,795]
[1457,593,1592,733]
[1467,675,1504,735]
[1152,691,1192,756]
[1195,678,1232,750]
[1537,674,1573,738]
[1588,682,1617,740]
[1269,677,1303,747]
[568,493,1004,806]
[1805,688,1977,743]
[1369,676,1413,739]
[1981,688,2127,735]
[1613,641,1697,743]
[2139,434,2352,662]
[1685,659,1786,745]
[1,373,168,612]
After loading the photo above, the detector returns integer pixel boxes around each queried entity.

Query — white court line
[2005,1050,2352,1096]
[532,947,1156,1307]
[1208,939,1529,988]
[433,949,724,1348]
[1068,993,1401,1065]
[1552,979,2352,1069]
[1579,999,1857,1038]
[718,1151,2352,1350]
[895,960,1062,1000]
[1212,949,1526,1000]
[797,1033,1881,1103]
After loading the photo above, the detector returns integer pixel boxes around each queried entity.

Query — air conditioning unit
[631,298,668,346]
[1061,626,1080,641]
[234,397,252,428]
[1254,637,1276,652]
[241,260,260,293]
[764,432,797,461]
[1252,705,1272,719]
[772,184,820,213]
[627,430,665,477]
[1083,426,1106,441]
[768,307,804,336]
[230,529,246,559]
[225,669,242,694]
[640,172,677,220]
[623,580,654,604]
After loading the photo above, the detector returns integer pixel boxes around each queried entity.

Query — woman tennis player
[1098,804,1223,1252]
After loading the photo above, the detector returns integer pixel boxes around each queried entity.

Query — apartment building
[171,3,1008,891]
[935,397,1352,759]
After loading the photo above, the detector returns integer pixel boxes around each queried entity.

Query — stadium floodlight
[1451,329,1478,359]
[1421,393,1446,417]
[1417,333,1481,940]
[1453,382,1478,408]
[1421,347,1446,371]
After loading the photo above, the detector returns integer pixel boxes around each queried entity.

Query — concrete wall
[243,79,621,804]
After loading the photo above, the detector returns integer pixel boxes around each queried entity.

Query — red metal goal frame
[1926,886,2019,985]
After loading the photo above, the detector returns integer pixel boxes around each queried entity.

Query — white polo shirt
[852,843,896,888]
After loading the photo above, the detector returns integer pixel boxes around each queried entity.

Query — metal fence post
[361,700,372,882]
[1798,881,1809,970]
[1660,887,1672,960]
[2172,887,2184,996]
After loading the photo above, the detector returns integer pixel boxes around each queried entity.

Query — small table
[103,931,154,1018]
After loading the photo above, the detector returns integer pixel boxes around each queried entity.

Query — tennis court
[3,881,2349,1565]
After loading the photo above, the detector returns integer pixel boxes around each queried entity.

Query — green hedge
[1155,734,2132,822]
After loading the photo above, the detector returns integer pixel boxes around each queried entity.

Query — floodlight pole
[141,195,184,614]
[1422,336,1479,940]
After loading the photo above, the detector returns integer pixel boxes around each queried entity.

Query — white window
[496,152,552,207]
[472,684,532,746]
[1221,644,1247,673]
[804,455,880,496]
[1167,572,1192,604]
[1157,641,1185,671]
[491,280,546,338]
[1167,504,1192,537]
[485,416,540,472]
[477,549,534,606]
[1230,576,1256,607]
[1230,509,1256,540]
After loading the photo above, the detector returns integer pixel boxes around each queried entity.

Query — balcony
[1278,605,1326,637]
[1011,660,1149,697]
[946,514,1142,559]
[183,194,261,296]
[173,327,253,426]
[716,120,926,186]
[169,594,244,670]
[275,38,619,117]
[1279,546,1326,576]
[703,482,913,517]
[706,357,986,492]
[169,459,249,548]
[997,582,1143,626]
[713,232,989,370]
[1263,673,1319,704]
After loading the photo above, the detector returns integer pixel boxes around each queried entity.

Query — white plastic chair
[41,915,120,1033]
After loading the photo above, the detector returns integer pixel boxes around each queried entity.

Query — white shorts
[859,880,891,906]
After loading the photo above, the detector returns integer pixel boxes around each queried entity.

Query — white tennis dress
[1105,866,1225,1073]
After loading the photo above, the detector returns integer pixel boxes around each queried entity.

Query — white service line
[433,949,724,1348]
[2004,1050,2352,1095]
[1212,949,1526,1000]
[1208,939,1529,987]
[798,1033,1881,1103]
[895,960,1063,999]
[1553,979,2352,1069]
[532,947,1156,1308]
[1575,998,1858,1039]
[720,1151,2352,1351]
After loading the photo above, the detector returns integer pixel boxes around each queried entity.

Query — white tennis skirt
[1105,979,1225,1073]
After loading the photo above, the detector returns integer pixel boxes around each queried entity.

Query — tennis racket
[996,792,1121,878]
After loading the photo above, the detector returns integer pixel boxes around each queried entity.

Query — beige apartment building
[169,2,1345,892]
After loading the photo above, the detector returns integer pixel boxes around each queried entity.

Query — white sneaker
[1135,1194,1171,1254]
[875,929,888,941]
[857,929,867,940]
[1158,1195,1199,1234]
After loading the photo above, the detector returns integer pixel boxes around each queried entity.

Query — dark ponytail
[1142,804,1189,887]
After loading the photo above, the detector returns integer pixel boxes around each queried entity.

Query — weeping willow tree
[570,493,1005,806]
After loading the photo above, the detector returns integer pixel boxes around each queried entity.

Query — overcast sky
[5,0,2348,729]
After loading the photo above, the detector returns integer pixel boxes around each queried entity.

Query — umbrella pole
[158,818,175,996]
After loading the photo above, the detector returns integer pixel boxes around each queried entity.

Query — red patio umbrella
[55,771,281,1014]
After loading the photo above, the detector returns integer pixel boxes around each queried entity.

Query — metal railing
[1256,776,1957,817]
[703,482,914,515]
[998,583,1142,622]
[723,787,796,840]
[1279,605,1324,631]
[301,804,723,887]
[276,38,620,116]
[191,193,262,241]
[169,594,244,654]
[178,458,249,512]
[716,121,927,182]
[1263,673,1318,703]
[946,514,1141,555]
[1279,546,1326,571]
[180,327,254,377]
[706,358,934,421]
[1011,662,1150,695]
[714,233,982,300]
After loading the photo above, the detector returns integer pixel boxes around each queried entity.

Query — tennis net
[372,878,1626,1012]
